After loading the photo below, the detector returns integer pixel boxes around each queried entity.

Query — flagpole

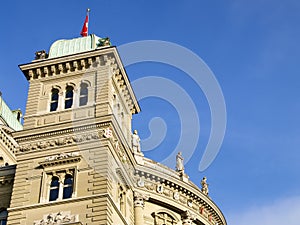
[80,8,90,37]
[86,8,90,36]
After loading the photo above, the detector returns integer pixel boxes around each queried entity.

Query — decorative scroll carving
[33,211,78,225]
[102,127,113,138]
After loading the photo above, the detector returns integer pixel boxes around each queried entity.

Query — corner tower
[7,34,227,225]
[9,35,140,225]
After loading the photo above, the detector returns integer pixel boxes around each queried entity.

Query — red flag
[80,9,90,37]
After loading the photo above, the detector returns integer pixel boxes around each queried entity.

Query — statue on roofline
[176,151,184,172]
[201,176,209,195]
[97,37,111,47]
[132,130,141,153]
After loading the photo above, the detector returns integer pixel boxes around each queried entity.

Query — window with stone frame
[48,170,75,202]
[0,209,7,225]
[64,85,74,109]
[50,88,59,111]
[79,82,89,106]
[152,212,177,225]
[39,153,81,203]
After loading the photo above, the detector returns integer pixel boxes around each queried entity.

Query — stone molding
[134,169,224,225]
[17,123,113,153]
[19,48,139,115]
[14,122,110,142]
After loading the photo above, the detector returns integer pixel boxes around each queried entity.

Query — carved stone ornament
[35,50,48,60]
[45,152,79,161]
[39,152,81,167]
[137,178,145,187]
[134,191,149,208]
[103,127,113,138]
[33,211,78,225]
[173,191,180,200]
[156,184,164,194]
[181,210,196,225]
[19,132,100,153]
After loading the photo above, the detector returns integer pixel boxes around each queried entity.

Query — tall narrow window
[49,176,59,201]
[0,209,7,225]
[79,83,88,106]
[63,174,73,199]
[50,88,59,111]
[65,86,74,109]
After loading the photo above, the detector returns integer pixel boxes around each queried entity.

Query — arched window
[63,174,73,199]
[79,83,88,106]
[49,176,59,201]
[0,209,7,225]
[50,88,59,111]
[65,86,74,109]
[152,212,177,225]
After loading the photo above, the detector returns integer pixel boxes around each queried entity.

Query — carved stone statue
[132,130,141,153]
[97,37,111,47]
[35,50,48,60]
[176,152,184,172]
[201,177,209,195]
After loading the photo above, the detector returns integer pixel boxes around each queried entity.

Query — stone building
[0,34,226,225]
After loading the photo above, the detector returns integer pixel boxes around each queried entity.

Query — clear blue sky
[1,1,300,224]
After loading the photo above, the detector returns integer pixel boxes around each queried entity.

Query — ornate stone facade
[0,34,226,225]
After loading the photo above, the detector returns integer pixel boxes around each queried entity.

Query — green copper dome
[48,34,111,58]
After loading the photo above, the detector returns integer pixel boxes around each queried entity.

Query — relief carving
[33,211,78,225]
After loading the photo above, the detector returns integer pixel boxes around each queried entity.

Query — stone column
[73,88,79,108]
[134,192,149,225]
[181,210,196,225]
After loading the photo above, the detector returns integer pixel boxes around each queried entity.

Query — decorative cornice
[19,47,140,115]
[134,170,225,225]
[17,125,114,154]
[14,122,111,143]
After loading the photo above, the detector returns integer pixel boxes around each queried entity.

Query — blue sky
[1,1,300,224]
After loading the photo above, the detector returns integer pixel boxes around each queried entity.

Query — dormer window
[50,88,59,111]
[79,83,88,106]
[65,86,74,109]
